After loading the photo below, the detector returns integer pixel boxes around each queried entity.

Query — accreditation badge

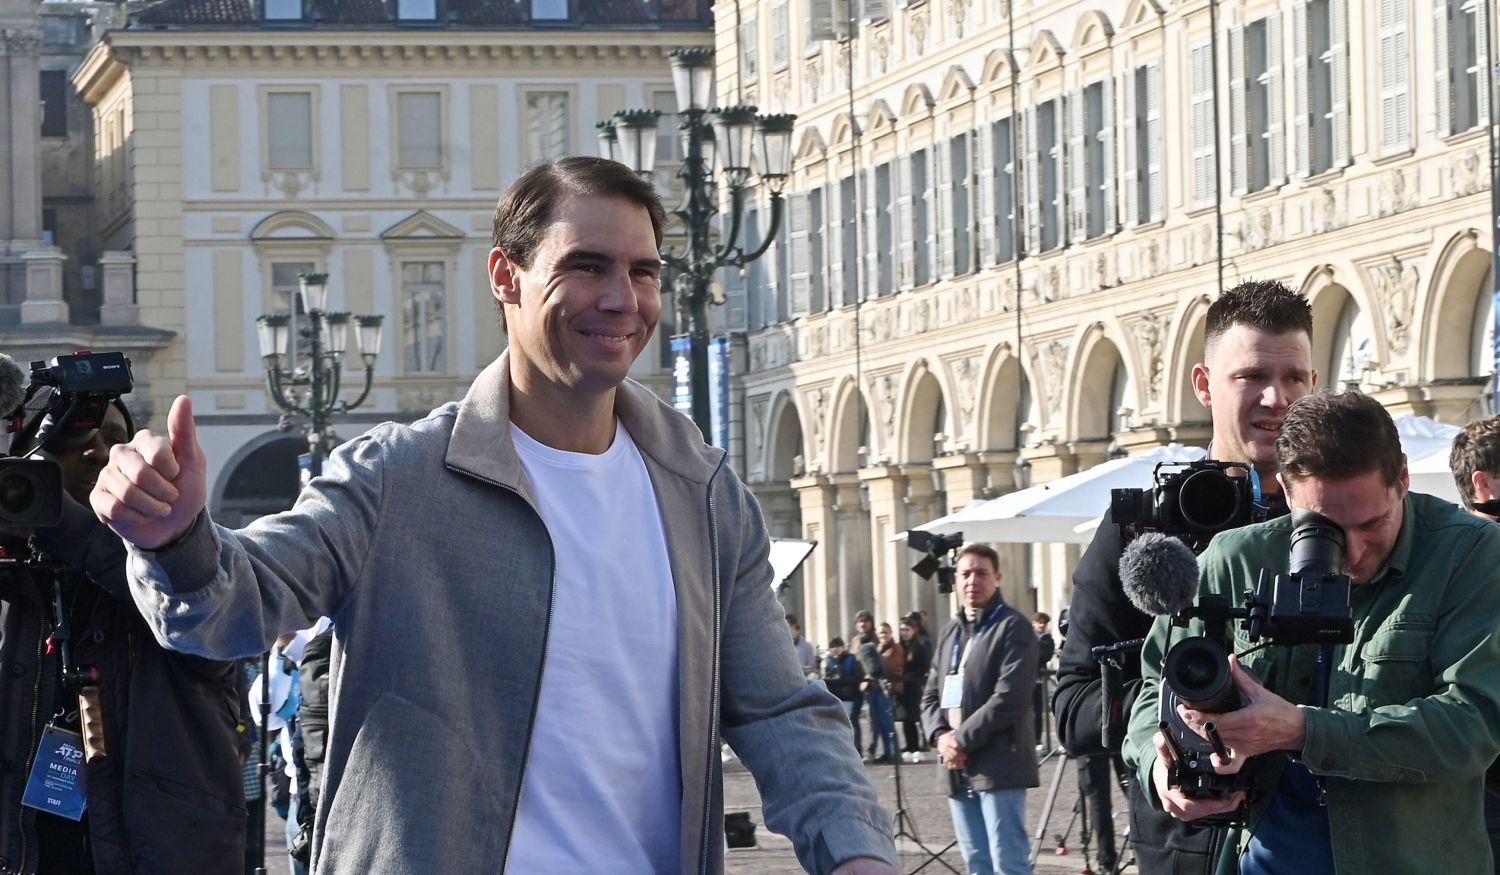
[22,725,87,821]
[940,672,964,709]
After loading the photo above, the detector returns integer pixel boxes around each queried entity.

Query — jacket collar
[446,349,725,491]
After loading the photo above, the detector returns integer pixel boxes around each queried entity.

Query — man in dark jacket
[1052,280,1314,874]
[922,543,1038,875]
[0,395,246,875]
[1449,413,1500,873]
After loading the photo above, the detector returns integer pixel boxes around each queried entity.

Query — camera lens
[1163,637,1236,713]
[1177,469,1241,532]
[0,470,37,516]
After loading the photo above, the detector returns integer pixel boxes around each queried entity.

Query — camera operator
[1449,413,1500,873]
[0,390,247,874]
[1125,391,1500,874]
[1052,280,1315,873]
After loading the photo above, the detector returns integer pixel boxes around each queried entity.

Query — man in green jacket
[1124,391,1500,874]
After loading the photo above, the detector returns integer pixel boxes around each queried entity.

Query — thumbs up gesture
[91,395,209,550]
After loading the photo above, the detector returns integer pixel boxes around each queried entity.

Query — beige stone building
[70,0,711,523]
[720,0,1499,644]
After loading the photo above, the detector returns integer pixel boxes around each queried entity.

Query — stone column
[98,251,138,326]
[859,464,906,623]
[830,473,871,639]
[1,29,44,244]
[933,452,985,515]
[20,247,67,322]
[793,474,839,646]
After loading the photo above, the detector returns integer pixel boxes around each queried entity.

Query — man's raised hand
[91,395,207,550]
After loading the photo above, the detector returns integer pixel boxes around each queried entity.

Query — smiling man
[90,157,897,874]
[1125,391,1500,875]
[921,544,1039,875]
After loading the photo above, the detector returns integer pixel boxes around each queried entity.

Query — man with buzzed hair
[1450,413,1500,871]
[1055,279,1316,874]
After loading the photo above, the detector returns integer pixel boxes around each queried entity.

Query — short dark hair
[1033,612,1051,625]
[784,614,799,626]
[854,609,873,622]
[958,543,1001,573]
[491,156,667,268]
[828,637,846,649]
[1276,391,1404,489]
[1204,279,1313,350]
[1449,415,1500,510]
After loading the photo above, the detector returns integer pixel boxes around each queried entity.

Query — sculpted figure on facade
[748,395,769,477]
[1030,339,1070,422]
[1129,311,1168,405]
[805,386,830,464]
[1370,255,1421,356]
[1452,148,1484,198]
[951,355,980,438]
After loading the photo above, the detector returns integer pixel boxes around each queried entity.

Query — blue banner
[670,336,693,419]
[709,336,730,450]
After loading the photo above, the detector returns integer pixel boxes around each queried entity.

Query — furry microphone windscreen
[0,354,26,422]
[1118,532,1202,616]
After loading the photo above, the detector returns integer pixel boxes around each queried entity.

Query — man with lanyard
[1053,280,1314,874]
[1449,413,1500,872]
[921,543,1038,875]
[1125,391,1500,874]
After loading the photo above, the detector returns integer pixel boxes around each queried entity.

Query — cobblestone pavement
[256,748,1132,874]
[723,747,1134,875]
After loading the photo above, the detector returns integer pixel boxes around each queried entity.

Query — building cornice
[95,28,705,69]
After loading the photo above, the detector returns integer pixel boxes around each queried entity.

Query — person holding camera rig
[0,366,246,875]
[1449,413,1500,873]
[1053,280,1316,874]
[90,157,897,874]
[1124,391,1500,874]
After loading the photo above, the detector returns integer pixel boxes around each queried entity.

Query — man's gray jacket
[124,353,896,874]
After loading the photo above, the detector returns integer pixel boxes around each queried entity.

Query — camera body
[1112,460,1268,553]
[2,351,134,530]
[907,529,964,594]
[1157,507,1353,819]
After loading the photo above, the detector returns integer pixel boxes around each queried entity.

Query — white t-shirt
[505,419,682,873]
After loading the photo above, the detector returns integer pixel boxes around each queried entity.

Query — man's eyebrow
[558,249,663,271]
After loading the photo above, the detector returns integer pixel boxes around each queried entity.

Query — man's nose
[598,269,640,313]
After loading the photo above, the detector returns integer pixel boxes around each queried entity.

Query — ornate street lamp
[604,47,797,439]
[255,271,384,477]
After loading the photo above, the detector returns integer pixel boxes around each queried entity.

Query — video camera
[1156,506,1353,821]
[1112,459,1272,554]
[907,529,964,594]
[2,351,134,530]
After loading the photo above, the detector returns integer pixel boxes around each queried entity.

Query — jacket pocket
[318,692,501,875]
[1357,618,1435,706]
[126,767,247,875]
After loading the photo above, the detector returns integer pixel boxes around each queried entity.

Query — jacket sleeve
[714,474,896,874]
[1300,526,1500,785]
[33,495,131,601]
[124,429,388,661]
[953,614,1039,754]
[922,628,951,743]
[1054,512,1155,756]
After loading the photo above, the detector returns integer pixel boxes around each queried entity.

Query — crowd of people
[3,160,1500,875]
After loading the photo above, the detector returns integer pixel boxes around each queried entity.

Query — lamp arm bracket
[730,192,784,266]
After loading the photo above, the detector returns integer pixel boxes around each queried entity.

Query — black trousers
[1079,753,1124,872]
[1125,770,1224,875]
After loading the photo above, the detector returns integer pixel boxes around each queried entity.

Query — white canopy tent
[907,415,1465,546]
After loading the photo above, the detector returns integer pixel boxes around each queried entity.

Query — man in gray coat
[90,157,897,875]
[922,543,1039,875]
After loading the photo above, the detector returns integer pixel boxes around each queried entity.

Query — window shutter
[1293,1,1312,178]
[1122,67,1139,228]
[1474,0,1491,123]
[1329,0,1351,166]
[1229,26,1249,196]
[994,118,1017,263]
[828,179,845,306]
[1266,12,1286,186]
[1100,77,1116,236]
[863,167,880,298]
[936,138,954,278]
[1191,41,1218,207]
[1066,89,1087,244]
[861,0,888,23]
[1379,0,1412,154]
[953,133,972,274]
[1024,107,1042,253]
[789,193,810,317]
[1050,106,1067,247]
[896,155,915,288]
[1436,0,1454,136]
[977,122,996,264]
[807,0,848,42]
[1146,62,1165,222]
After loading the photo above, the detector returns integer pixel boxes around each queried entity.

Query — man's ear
[489,247,521,307]
[1276,472,1291,497]
[1191,362,1211,410]
[1472,469,1499,503]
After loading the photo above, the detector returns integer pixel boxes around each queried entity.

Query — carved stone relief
[1313,187,1343,234]
[805,386,831,462]
[870,373,899,452]
[910,9,929,55]
[951,355,980,437]
[1030,339,1070,421]
[1129,311,1168,405]
[874,31,892,75]
[1369,255,1421,356]
[1452,148,1485,198]
[912,299,932,334]
[1195,224,1215,266]
[957,287,978,321]
[949,0,970,37]
[805,57,822,104]
[1378,169,1413,218]
[749,395,769,475]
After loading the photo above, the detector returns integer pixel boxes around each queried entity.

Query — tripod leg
[1030,751,1069,866]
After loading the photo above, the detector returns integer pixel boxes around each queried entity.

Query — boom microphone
[0,353,25,422]
[1119,532,1201,616]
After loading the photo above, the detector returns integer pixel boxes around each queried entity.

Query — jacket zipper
[499,488,557,874]
[697,460,725,875]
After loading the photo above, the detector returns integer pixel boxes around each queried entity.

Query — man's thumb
[167,395,200,462]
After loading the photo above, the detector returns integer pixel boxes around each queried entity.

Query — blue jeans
[947,787,1031,875]
[841,699,862,753]
[865,687,896,758]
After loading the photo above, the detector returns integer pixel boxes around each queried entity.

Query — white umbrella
[1395,414,1461,503]
[909,444,1207,545]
